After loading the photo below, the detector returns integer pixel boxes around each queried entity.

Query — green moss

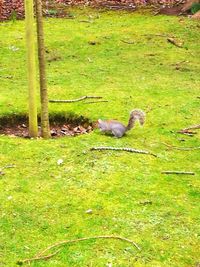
[0,8,200,267]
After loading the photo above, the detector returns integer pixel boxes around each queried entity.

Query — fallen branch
[17,249,61,265]
[18,235,140,265]
[38,235,140,255]
[178,124,200,134]
[161,171,195,175]
[162,142,200,151]
[90,146,157,157]
[177,131,196,136]
[49,96,103,103]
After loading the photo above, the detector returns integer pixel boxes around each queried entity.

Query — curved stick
[49,96,102,103]
[181,124,200,131]
[90,146,157,157]
[162,142,200,151]
[17,249,61,265]
[39,235,140,256]
[18,235,140,265]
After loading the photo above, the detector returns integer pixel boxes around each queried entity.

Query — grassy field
[0,8,200,267]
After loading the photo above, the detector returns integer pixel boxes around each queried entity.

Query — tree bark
[192,9,200,18]
[25,0,38,137]
[35,0,50,138]
[181,0,199,12]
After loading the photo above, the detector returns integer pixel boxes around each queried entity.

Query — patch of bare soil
[0,0,138,21]
[0,116,94,138]
[158,5,184,15]
[0,0,190,21]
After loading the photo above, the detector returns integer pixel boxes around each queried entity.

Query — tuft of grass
[191,3,200,14]
[0,8,200,267]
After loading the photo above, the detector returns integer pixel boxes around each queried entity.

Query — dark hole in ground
[0,113,94,138]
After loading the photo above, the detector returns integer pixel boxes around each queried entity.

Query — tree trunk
[25,0,38,137]
[181,0,199,12]
[192,9,200,18]
[35,0,50,138]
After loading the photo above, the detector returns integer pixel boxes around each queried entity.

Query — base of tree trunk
[0,114,93,138]
[181,0,199,12]
[192,9,200,18]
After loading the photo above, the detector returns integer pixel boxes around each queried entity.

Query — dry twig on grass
[178,131,196,136]
[144,33,175,38]
[162,142,200,151]
[90,146,157,157]
[121,39,134,44]
[79,20,93,23]
[83,100,109,104]
[167,37,184,48]
[17,249,61,265]
[18,235,140,265]
[49,96,103,103]
[161,171,195,175]
[178,124,200,134]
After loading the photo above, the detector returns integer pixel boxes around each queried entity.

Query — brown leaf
[167,38,184,48]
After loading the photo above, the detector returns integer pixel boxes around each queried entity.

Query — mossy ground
[0,8,200,267]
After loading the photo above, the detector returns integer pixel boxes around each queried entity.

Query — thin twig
[143,33,175,38]
[83,100,109,104]
[121,39,134,44]
[162,142,200,151]
[177,131,196,136]
[90,146,157,157]
[100,4,135,10]
[39,235,141,255]
[18,235,140,265]
[79,20,93,23]
[17,249,61,265]
[2,164,16,169]
[178,124,200,133]
[49,96,103,103]
[161,171,195,175]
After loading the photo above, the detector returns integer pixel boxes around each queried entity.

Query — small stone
[85,209,93,214]
[88,41,97,45]
[0,170,5,176]
[9,45,19,51]
[57,159,63,165]
[51,130,57,136]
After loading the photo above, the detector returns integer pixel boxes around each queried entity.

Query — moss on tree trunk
[25,0,38,137]
[35,0,50,138]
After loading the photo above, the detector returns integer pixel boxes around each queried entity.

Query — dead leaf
[167,38,184,48]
